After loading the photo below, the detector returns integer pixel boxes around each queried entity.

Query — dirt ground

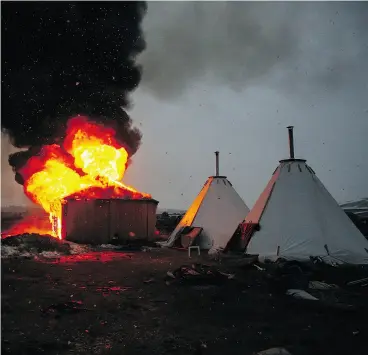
[2,248,368,355]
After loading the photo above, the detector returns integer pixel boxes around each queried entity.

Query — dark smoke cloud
[1,2,147,180]
[139,2,368,98]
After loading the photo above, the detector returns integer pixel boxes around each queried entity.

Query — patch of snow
[1,245,32,258]
[40,251,62,258]
[67,242,90,255]
[1,240,92,259]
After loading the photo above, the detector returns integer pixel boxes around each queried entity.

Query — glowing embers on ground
[40,251,134,264]
[2,212,54,238]
[10,116,151,239]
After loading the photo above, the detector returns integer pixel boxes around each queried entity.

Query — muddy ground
[2,248,368,355]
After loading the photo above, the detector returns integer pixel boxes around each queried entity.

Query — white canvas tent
[239,127,368,264]
[164,152,250,253]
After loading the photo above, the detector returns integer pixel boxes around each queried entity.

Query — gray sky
[2,1,368,210]
[1,133,31,207]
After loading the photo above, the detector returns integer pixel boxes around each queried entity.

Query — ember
[1,214,53,238]
[5,116,151,239]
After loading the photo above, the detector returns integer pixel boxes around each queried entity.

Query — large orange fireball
[5,116,150,239]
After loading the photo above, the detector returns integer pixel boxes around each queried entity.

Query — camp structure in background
[162,152,250,254]
[230,126,368,265]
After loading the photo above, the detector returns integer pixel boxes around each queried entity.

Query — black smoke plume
[1,2,147,184]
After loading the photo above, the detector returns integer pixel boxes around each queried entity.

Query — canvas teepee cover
[242,128,368,264]
[165,153,250,252]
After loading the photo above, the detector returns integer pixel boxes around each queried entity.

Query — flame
[2,213,55,238]
[64,116,129,181]
[5,116,150,239]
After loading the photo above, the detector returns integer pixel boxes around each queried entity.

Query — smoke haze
[139,2,368,98]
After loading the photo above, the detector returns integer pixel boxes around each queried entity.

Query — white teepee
[164,152,250,252]
[242,127,368,264]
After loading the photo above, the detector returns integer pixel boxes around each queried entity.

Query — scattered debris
[143,278,155,284]
[218,271,235,279]
[3,246,368,355]
[256,348,292,355]
[286,288,357,313]
[155,241,167,248]
[208,246,223,257]
[165,264,235,286]
[68,242,90,255]
[42,300,91,317]
[286,289,319,301]
[210,252,259,268]
[194,341,208,355]
[253,264,265,271]
[309,280,339,290]
[347,277,368,287]
[266,260,311,292]
[96,286,131,295]
[40,251,64,258]
[104,240,162,252]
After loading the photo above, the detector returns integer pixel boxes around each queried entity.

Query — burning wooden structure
[5,116,155,240]
[60,198,159,244]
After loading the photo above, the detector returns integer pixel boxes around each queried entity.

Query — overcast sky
[2,1,368,210]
